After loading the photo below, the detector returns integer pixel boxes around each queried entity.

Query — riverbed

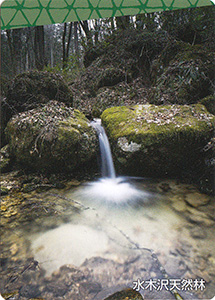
[1,174,215,300]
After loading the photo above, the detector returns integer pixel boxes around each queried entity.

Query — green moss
[102,104,214,141]
[59,110,90,133]
[6,101,98,173]
[101,104,215,177]
[200,95,215,115]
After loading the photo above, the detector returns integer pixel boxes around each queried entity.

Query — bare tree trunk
[111,18,115,31]
[62,22,73,69]
[116,16,130,30]
[62,23,67,68]
[34,26,46,70]
[79,20,93,46]
[74,21,79,56]
[94,19,99,44]
[66,23,73,59]
[6,30,16,74]
[50,44,54,68]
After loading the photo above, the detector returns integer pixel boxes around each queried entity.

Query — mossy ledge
[101,104,215,180]
[6,101,98,173]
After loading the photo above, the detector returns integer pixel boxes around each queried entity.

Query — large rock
[72,29,175,116]
[6,70,73,110]
[1,70,73,147]
[150,44,215,105]
[200,95,215,115]
[6,101,98,173]
[101,104,215,178]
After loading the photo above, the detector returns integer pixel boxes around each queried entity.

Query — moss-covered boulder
[72,29,174,105]
[150,44,215,105]
[1,70,73,147]
[101,104,215,180]
[6,101,98,173]
[74,78,148,119]
[6,70,73,110]
[200,95,215,115]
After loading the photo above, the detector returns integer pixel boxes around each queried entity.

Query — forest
[1,6,214,187]
[1,6,214,78]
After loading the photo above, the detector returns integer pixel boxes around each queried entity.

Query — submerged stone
[189,226,207,239]
[185,207,214,227]
[185,192,210,207]
[101,104,215,178]
[6,101,98,173]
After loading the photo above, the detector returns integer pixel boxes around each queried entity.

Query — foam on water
[74,177,151,204]
[88,119,151,204]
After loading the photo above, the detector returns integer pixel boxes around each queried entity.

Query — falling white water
[74,177,151,204]
[76,119,151,204]
[91,119,116,178]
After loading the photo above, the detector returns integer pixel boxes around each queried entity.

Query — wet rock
[164,257,188,277]
[79,281,102,295]
[193,255,208,271]
[6,101,98,173]
[171,200,187,212]
[22,183,38,193]
[175,240,192,258]
[185,192,211,207]
[2,291,19,299]
[185,207,214,227]
[169,194,185,203]
[189,226,207,239]
[46,282,67,296]
[193,269,212,283]
[53,182,66,189]
[19,284,41,298]
[66,179,81,187]
[101,104,215,177]
[103,288,143,300]
[158,182,171,192]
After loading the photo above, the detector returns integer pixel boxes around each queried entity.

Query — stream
[1,120,215,299]
[1,176,215,299]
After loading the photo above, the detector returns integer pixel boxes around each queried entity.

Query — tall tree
[34,26,46,70]
[73,21,79,56]
[159,6,215,46]
[79,20,93,46]
[136,13,158,31]
[116,16,130,30]
[5,30,16,74]
[62,22,73,68]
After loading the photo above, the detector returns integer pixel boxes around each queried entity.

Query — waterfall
[91,119,116,178]
[83,119,150,204]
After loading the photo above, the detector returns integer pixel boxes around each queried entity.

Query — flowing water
[1,121,215,299]
[88,119,150,204]
[91,119,116,179]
